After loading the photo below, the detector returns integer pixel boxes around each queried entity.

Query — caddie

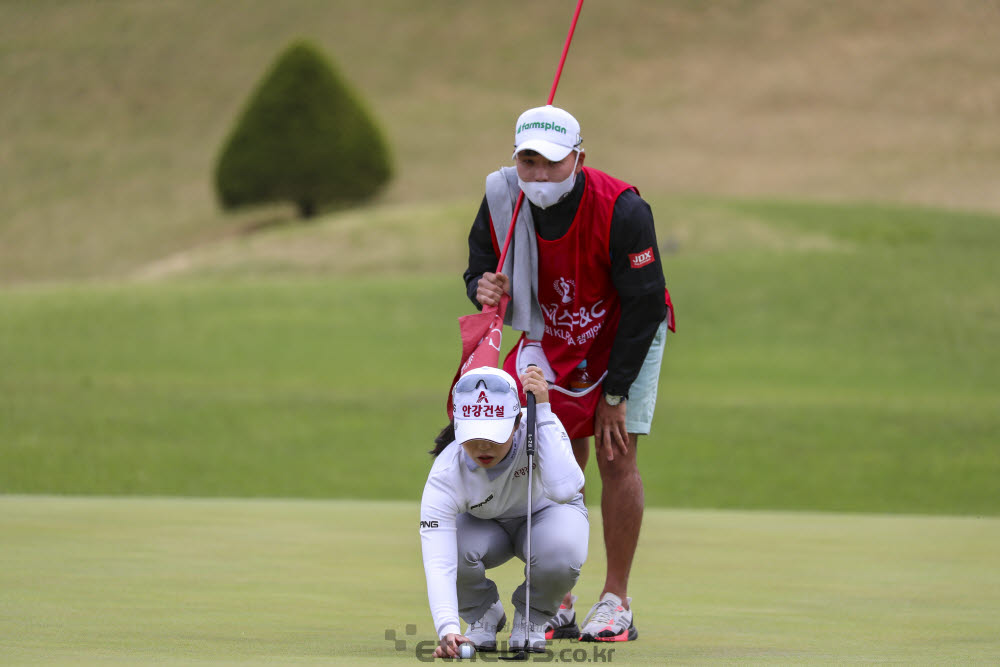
[463,105,675,641]
[420,366,587,658]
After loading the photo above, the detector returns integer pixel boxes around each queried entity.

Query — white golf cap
[452,367,521,446]
[512,105,582,161]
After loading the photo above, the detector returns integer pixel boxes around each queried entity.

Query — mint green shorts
[625,320,667,435]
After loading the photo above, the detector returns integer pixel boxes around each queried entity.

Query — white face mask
[517,151,580,209]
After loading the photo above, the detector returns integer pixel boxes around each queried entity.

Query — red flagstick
[447,0,585,417]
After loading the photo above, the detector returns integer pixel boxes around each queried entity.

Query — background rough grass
[1,1,999,281]
[1,2,997,513]
[2,200,998,514]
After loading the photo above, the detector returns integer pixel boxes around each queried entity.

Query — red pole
[546,0,585,106]
[494,0,584,275]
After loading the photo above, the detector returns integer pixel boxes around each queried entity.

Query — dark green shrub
[214,40,392,218]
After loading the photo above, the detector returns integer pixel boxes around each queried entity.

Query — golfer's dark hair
[429,421,455,457]
[429,414,522,457]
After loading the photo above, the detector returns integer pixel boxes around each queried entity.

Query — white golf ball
[458,643,476,659]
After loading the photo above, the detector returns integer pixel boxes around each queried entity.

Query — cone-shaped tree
[214,40,392,218]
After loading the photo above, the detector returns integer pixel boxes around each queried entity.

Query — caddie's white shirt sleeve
[533,402,585,503]
[419,463,463,639]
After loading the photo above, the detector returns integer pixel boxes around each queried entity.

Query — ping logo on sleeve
[420,520,439,529]
[629,247,655,269]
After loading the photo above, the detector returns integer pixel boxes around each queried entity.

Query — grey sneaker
[509,608,547,653]
[544,594,580,640]
[465,599,506,651]
[579,593,638,642]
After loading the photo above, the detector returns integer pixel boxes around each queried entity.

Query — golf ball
[458,643,476,659]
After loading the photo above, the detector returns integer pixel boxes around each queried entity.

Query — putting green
[2,496,998,664]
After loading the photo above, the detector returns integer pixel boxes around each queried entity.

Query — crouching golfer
[420,366,588,659]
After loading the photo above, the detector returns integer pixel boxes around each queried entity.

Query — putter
[502,367,537,661]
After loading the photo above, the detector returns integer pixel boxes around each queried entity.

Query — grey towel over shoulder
[485,167,545,341]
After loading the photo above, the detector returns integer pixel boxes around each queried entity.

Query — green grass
[3,1,1000,282]
[5,7,999,659]
[0,277,468,499]
[2,199,998,514]
[650,197,1000,513]
[2,496,999,665]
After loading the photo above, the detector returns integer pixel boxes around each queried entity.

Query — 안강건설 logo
[384,624,617,662]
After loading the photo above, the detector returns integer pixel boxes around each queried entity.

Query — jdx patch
[629,247,655,269]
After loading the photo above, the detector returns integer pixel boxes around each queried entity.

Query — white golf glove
[516,340,556,384]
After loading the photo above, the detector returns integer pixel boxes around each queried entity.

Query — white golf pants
[455,496,588,626]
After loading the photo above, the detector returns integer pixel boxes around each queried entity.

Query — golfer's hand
[594,399,629,461]
[517,340,556,383]
[520,366,549,404]
[433,633,471,659]
[476,272,510,308]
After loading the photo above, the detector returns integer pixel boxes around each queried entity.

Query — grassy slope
[654,198,1000,513]
[2,1,999,282]
[4,6,998,662]
[2,497,999,665]
[1,2,997,516]
[2,199,998,514]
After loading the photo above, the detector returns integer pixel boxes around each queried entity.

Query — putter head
[499,650,528,661]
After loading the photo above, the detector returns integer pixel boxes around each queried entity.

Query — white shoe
[579,593,638,642]
[464,599,506,651]
[544,594,580,640]
[509,608,547,653]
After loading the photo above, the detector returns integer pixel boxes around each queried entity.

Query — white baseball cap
[512,105,582,161]
[452,367,522,446]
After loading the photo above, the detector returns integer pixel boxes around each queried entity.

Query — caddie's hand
[520,366,550,404]
[433,633,471,659]
[594,398,629,462]
[476,272,510,308]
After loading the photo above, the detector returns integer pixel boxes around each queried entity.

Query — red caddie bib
[503,167,635,439]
